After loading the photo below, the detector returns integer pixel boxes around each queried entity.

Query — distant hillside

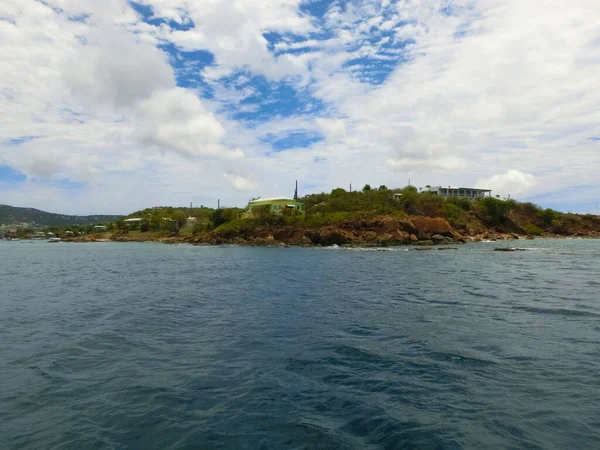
[0,204,121,228]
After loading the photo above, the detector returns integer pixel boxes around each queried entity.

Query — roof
[248,196,300,203]
[123,218,143,222]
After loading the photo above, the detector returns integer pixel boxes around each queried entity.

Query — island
[23,184,597,247]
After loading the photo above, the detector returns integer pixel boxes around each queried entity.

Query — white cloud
[64,24,175,109]
[315,118,346,140]
[1,0,600,213]
[476,170,537,197]
[224,172,258,191]
[136,87,226,157]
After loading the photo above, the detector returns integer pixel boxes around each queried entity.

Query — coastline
[62,213,600,248]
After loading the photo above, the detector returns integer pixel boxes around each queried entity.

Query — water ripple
[1,239,599,449]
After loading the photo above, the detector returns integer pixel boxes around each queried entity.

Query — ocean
[1,239,599,449]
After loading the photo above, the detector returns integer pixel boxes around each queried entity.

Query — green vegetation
[523,223,544,236]
[0,204,121,228]
[5,186,599,241]
[116,206,244,236]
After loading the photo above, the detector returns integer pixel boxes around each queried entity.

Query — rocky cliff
[185,215,465,247]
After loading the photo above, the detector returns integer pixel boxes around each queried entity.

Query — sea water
[1,239,599,449]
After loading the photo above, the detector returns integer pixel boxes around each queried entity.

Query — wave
[515,306,600,318]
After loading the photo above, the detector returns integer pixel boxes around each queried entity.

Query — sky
[1,0,599,215]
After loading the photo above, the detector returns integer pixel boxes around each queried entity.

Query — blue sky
[1,0,599,214]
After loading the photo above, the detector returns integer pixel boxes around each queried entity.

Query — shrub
[441,202,461,222]
[521,202,541,215]
[541,208,557,226]
[450,197,472,211]
[479,197,514,224]
[523,223,543,236]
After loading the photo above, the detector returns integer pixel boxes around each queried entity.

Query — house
[94,225,107,232]
[426,186,492,199]
[246,197,304,217]
[123,218,143,225]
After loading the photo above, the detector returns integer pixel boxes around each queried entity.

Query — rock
[511,233,520,240]
[432,234,455,245]
[377,233,393,247]
[362,231,378,241]
[411,216,462,240]
[437,247,458,251]
[306,227,354,246]
[493,247,526,252]
[392,230,412,245]
[398,219,419,236]
[410,247,434,251]
[371,216,401,232]
[409,234,419,243]
[415,240,434,246]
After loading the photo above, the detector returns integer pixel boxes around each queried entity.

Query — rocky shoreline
[64,214,600,248]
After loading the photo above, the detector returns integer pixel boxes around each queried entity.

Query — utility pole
[218,199,220,210]
[294,180,298,200]
[349,183,352,193]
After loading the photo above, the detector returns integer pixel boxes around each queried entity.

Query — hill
[0,204,121,228]
[64,186,600,246]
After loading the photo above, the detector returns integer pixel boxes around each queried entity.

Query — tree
[363,184,372,192]
[481,197,513,224]
[211,209,227,229]
[542,208,557,227]
[378,185,388,191]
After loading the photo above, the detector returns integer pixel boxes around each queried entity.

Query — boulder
[377,233,393,247]
[306,227,354,246]
[398,219,419,236]
[411,216,462,240]
[371,216,400,232]
[415,240,434,246]
[362,231,378,241]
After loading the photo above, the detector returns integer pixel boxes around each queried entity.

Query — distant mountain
[0,204,121,228]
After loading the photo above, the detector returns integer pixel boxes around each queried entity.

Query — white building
[123,218,143,225]
[426,186,492,199]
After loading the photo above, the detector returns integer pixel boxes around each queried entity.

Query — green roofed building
[246,197,304,217]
